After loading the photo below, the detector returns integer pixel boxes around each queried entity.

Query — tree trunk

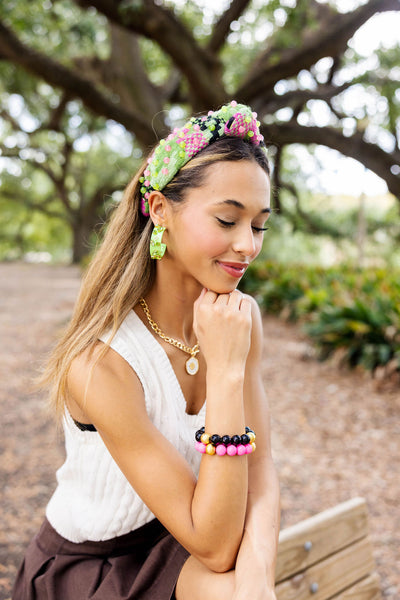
[71,220,93,264]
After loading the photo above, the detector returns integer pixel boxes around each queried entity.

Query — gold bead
[248,431,256,443]
[251,442,256,453]
[206,444,216,455]
[201,433,210,445]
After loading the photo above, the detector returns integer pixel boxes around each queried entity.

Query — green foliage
[0,193,71,261]
[0,0,399,263]
[0,0,107,60]
[306,298,400,372]
[240,260,400,375]
[0,39,139,263]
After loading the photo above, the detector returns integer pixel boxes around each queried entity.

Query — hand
[193,289,252,372]
[233,565,277,600]
[232,522,277,600]
[233,583,277,600]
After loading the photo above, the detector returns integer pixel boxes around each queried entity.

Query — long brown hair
[42,137,270,417]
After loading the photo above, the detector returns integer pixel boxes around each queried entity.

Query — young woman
[13,101,280,600]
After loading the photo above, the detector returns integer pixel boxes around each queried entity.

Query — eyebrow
[215,199,271,214]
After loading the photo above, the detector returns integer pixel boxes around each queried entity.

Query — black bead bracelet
[195,426,256,447]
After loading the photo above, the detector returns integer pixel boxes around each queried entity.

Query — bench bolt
[304,540,312,551]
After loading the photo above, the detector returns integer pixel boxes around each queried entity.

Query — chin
[204,280,239,295]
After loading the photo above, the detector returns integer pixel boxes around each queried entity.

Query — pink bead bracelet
[195,441,256,456]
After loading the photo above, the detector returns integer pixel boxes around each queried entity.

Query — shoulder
[68,342,139,391]
[67,341,146,427]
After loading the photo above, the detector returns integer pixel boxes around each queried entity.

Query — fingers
[239,294,252,316]
[195,288,251,312]
[203,290,219,304]
[226,290,244,310]
[194,287,207,307]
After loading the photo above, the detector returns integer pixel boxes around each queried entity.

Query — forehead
[188,160,271,211]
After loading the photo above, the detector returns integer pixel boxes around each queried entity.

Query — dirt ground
[0,263,399,600]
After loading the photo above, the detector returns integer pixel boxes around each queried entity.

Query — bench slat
[333,573,381,599]
[276,497,369,583]
[275,536,376,600]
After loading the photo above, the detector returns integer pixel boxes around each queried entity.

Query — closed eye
[216,218,235,227]
[216,218,269,233]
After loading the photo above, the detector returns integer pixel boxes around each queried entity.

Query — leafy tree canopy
[0,0,399,262]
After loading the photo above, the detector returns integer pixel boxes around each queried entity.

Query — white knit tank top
[46,310,205,543]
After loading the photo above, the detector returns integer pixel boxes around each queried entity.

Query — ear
[148,191,168,226]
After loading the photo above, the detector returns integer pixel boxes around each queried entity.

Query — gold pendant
[186,356,199,376]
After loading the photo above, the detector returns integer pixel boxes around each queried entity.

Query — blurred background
[1,0,399,379]
[0,1,399,598]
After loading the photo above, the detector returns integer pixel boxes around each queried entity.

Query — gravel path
[0,263,398,599]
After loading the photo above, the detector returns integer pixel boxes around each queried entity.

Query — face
[157,160,271,294]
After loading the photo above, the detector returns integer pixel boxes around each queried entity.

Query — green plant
[240,260,400,376]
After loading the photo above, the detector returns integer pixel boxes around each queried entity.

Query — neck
[143,260,202,346]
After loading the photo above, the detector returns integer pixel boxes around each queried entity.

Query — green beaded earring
[150,225,166,260]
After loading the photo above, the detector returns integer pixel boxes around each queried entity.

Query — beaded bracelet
[194,426,256,456]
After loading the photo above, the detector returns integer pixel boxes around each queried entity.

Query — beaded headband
[139,100,266,216]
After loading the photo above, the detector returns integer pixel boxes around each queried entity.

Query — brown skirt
[12,518,189,600]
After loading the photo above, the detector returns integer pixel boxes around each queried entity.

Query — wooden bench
[275,497,381,600]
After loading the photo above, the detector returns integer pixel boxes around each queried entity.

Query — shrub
[241,261,400,375]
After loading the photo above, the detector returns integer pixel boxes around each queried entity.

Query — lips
[217,261,249,278]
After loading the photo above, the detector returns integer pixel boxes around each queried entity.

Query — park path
[0,263,399,599]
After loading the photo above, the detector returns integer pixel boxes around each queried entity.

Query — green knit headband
[139,100,266,216]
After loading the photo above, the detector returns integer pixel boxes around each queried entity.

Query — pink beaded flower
[224,112,261,145]
[182,131,208,158]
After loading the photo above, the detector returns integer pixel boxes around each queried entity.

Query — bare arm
[67,290,252,573]
[233,297,280,598]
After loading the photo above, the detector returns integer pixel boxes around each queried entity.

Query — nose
[232,225,257,257]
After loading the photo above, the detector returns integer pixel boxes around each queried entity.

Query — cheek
[251,236,264,260]
[179,214,228,258]
[194,230,228,258]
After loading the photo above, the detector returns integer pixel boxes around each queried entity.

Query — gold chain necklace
[139,298,200,375]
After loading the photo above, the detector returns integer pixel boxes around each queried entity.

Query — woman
[13,101,280,600]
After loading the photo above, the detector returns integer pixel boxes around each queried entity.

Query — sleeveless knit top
[46,310,206,543]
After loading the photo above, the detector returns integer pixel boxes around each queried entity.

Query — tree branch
[60,139,74,180]
[0,108,20,130]
[207,0,252,53]
[0,143,76,214]
[270,151,352,237]
[256,82,352,116]
[74,0,226,109]
[159,68,184,103]
[264,122,400,199]
[0,144,63,186]
[237,0,400,102]
[46,92,71,131]
[326,56,341,85]
[82,182,124,220]
[271,145,283,213]
[280,190,347,238]
[0,189,66,220]
[0,20,158,146]
[72,24,163,121]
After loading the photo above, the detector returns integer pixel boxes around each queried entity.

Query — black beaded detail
[73,419,97,432]
[195,427,256,448]
[210,434,222,446]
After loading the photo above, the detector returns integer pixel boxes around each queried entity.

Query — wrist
[206,368,245,386]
